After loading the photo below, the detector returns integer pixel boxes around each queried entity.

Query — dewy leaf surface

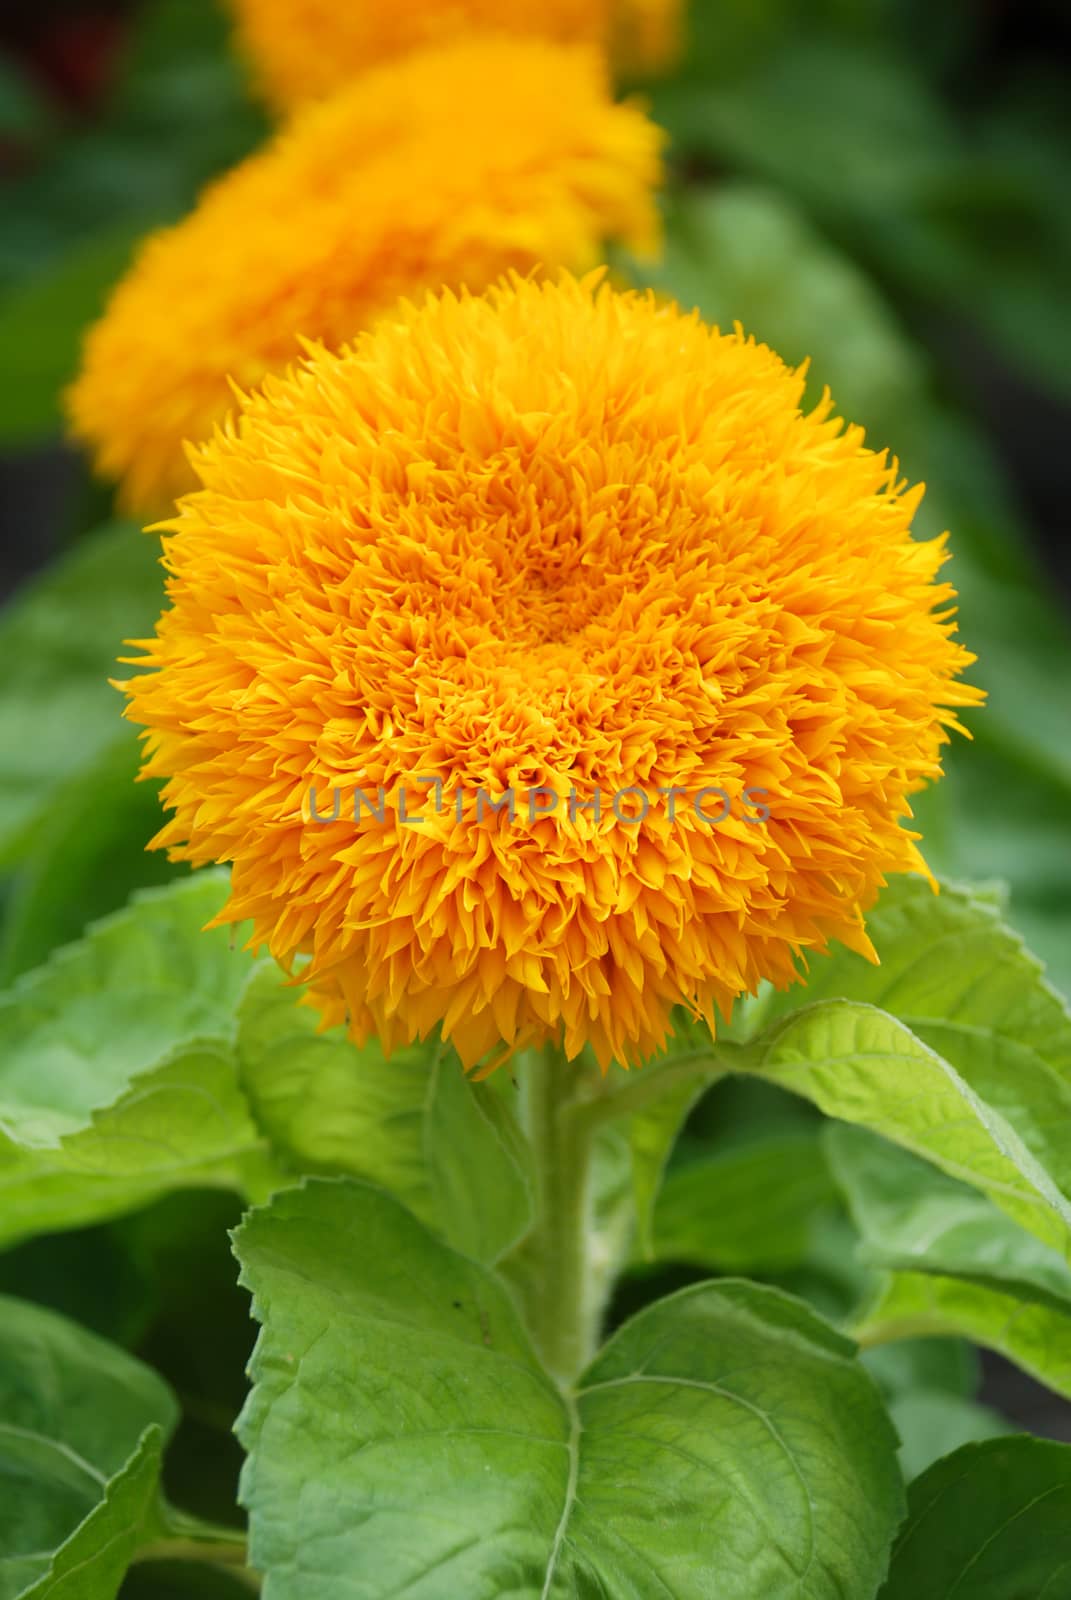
[235,1180,904,1600]
[0,1295,176,1599]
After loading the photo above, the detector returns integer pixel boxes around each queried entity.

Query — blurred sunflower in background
[66,37,662,514]
[228,0,683,109]
[122,274,980,1070]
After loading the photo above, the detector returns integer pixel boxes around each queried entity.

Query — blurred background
[0,0,1068,1551]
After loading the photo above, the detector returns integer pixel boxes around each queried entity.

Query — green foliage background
[0,1,1069,1595]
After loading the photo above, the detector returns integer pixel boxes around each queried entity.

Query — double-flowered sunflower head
[122,274,981,1071]
[67,37,662,513]
[228,0,683,110]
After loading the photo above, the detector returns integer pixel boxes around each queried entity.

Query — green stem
[518,1042,598,1386]
[134,1536,261,1591]
[572,1048,728,1134]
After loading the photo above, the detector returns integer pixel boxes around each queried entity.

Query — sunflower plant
[2,3,1071,1599]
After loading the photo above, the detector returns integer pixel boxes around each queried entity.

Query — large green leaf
[0,874,250,1141]
[0,734,181,986]
[830,1125,1071,1402]
[727,877,1071,1255]
[769,877,1071,1196]
[0,521,164,866]
[858,1333,1008,1483]
[879,1437,1071,1598]
[733,1000,1071,1254]
[859,1272,1071,1405]
[828,1125,1071,1309]
[237,967,531,1263]
[0,875,274,1247]
[649,1130,837,1272]
[235,1179,904,1599]
[882,1391,1010,1487]
[0,1295,176,1599]
[15,1430,165,1600]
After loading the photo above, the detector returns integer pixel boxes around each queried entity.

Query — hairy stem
[518,1042,599,1386]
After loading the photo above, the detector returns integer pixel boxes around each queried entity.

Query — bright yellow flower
[122,274,981,1071]
[66,38,662,514]
[229,0,683,111]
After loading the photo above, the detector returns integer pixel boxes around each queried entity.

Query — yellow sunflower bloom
[122,273,981,1072]
[66,38,662,514]
[229,0,683,111]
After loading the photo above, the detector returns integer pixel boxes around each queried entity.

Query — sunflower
[66,39,661,514]
[228,0,683,110]
[121,273,981,1071]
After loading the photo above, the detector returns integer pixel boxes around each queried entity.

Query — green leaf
[859,1336,1009,1482]
[0,226,142,444]
[860,1272,1071,1405]
[731,876,1071,1254]
[734,998,1071,1254]
[236,1179,904,1599]
[771,877,1071,1200]
[937,742,1071,1004]
[0,734,182,985]
[0,874,249,1141]
[654,30,1071,397]
[830,1125,1071,1402]
[16,1430,165,1600]
[879,1437,1071,1598]
[0,1295,176,1599]
[237,966,531,1263]
[0,521,164,865]
[649,1131,837,1272]
[0,875,275,1248]
[883,1391,1010,1486]
[656,36,960,218]
[828,1125,1071,1309]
